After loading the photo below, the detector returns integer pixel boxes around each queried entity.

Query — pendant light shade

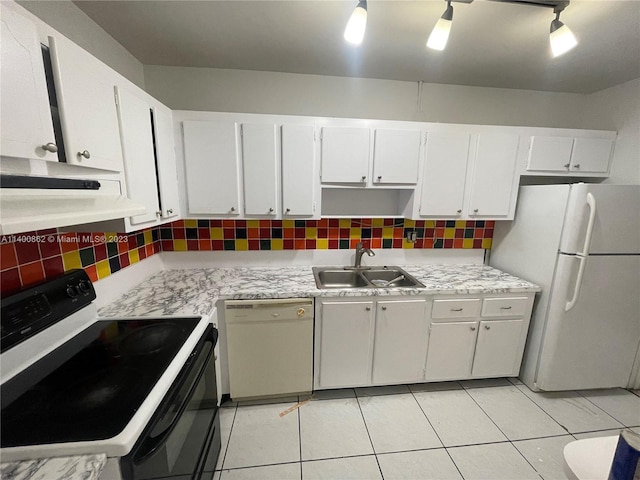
[550,17,577,57]
[427,2,453,51]
[344,0,368,45]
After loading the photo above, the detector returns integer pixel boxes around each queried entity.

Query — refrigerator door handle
[578,192,597,257]
[565,193,596,311]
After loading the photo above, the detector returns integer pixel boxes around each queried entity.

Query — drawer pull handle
[500,306,512,310]
[451,308,463,312]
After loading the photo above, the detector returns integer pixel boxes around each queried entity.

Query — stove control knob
[66,285,78,298]
[77,281,90,293]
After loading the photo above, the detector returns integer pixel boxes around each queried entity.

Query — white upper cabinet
[321,127,370,183]
[526,134,614,175]
[418,131,470,217]
[0,4,57,162]
[48,35,123,172]
[183,120,241,216]
[372,129,422,184]
[115,86,159,225]
[241,123,279,216]
[152,103,180,219]
[282,124,316,217]
[467,133,519,218]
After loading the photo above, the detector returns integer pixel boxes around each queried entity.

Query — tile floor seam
[458,386,512,440]
[410,390,464,479]
[509,440,547,480]
[355,393,386,479]
[219,460,303,472]
[215,403,238,473]
[574,389,639,427]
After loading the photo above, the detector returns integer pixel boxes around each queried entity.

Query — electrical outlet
[405,230,417,243]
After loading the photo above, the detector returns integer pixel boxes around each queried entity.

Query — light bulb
[427,3,453,51]
[344,1,367,45]
[550,19,577,57]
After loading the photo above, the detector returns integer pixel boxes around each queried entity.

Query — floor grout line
[355,394,386,479]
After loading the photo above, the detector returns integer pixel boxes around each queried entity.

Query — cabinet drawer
[481,297,529,317]
[432,299,481,319]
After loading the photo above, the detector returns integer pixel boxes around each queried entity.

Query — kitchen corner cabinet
[241,123,279,216]
[183,120,242,216]
[0,4,58,162]
[321,127,370,184]
[282,124,317,217]
[525,135,614,175]
[48,35,123,172]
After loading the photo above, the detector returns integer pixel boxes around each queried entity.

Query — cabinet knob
[230,207,236,212]
[473,208,479,213]
[484,325,491,330]
[361,176,366,182]
[365,306,371,311]
[167,209,174,214]
[574,164,581,169]
[456,209,462,214]
[78,150,91,159]
[269,208,274,213]
[470,326,476,331]
[285,208,291,214]
[381,306,387,311]
[377,176,382,181]
[564,163,570,168]
[42,142,58,153]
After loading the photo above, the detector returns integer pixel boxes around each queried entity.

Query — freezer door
[560,184,640,255]
[536,254,640,391]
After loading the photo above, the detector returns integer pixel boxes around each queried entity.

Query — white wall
[16,0,145,88]
[580,78,640,185]
[143,65,586,128]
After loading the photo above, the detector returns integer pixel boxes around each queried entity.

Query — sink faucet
[352,242,375,269]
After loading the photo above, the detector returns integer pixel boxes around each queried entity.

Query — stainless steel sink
[313,266,424,289]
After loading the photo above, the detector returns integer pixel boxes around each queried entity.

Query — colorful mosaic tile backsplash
[0,218,493,296]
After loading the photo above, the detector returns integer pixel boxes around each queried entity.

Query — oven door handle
[134,341,214,463]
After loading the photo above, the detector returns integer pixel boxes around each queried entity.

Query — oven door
[121,325,220,480]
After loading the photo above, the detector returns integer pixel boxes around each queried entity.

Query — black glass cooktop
[1,318,200,447]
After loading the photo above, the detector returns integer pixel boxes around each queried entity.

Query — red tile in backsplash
[224,229,235,240]
[187,240,198,251]
[318,228,328,239]
[212,240,224,250]
[317,219,329,228]
[295,228,305,238]
[444,239,454,248]
[173,228,186,240]
[393,239,403,248]
[473,239,483,248]
[119,252,130,269]
[306,239,316,249]
[236,220,247,228]
[94,243,108,262]
[295,239,306,250]
[371,238,382,249]
[384,218,394,226]
[1,268,21,295]
[1,243,18,270]
[454,238,464,248]
[138,246,147,259]
[162,240,174,251]
[248,240,260,250]
[14,241,40,264]
[328,219,339,227]
[210,220,222,227]
[59,233,78,253]
[19,261,45,287]
[198,239,212,251]
[43,255,65,280]
[85,264,99,283]
[198,228,210,239]
[329,239,339,249]
[283,239,294,250]
[339,228,349,238]
[39,237,61,259]
[223,220,236,228]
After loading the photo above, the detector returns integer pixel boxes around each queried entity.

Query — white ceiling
[72,0,640,94]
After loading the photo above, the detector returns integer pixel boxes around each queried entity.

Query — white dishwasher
[225,298,314,400]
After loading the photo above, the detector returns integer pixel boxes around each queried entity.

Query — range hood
[0,175,146,235]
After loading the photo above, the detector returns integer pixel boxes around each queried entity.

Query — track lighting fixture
[427,0,454,51]
[344,0,368,45]
[343,0,578,58]
[549,5,578,57]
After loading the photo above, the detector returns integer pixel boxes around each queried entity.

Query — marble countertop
[98,264,540,317]
[0,454,106,480]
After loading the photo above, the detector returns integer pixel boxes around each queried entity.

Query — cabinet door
[282,124,316,217]
[115,86,159,225]
[468,133,519,218]
[318,301,375,388]
[1,5,57,162]
[241,123,278,216]
[372,129,421,184]
[183,120,241,216]
[321,127,370,183]
[425,321,477,381]
[570,138,613,173]
[526,136,573,172]
[49,35,122,172]
[419,132,470,217]
[472,320,524,377]
[372,299,428,384]
[152,103,180,219]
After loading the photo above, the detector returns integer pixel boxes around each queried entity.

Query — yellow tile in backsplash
[184,219,198,228]
[129,248,140,264]
[425,220,436,228]
[210,228,223,240]
[463,238,474,249]
[305,228,317,239]
[316,239,328,250]
[282,220,295,228]
[382,227,393,239]
[350,228,361,239]
[404,219,415,228]
[444,228,455,239]
[173,239,188,252]
[62,251,82,270]
[144,230,152,244]
[455,220,466,228]
[235,239,249,251]
[96,260,111,279]
[403,239,414,249]
[105,231,118,243]
[339,219,351,228]
[372,218,384,227]
[247,220,260,228]
[482,238,492,249]
[271,239,283,250]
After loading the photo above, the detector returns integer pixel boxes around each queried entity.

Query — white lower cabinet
[315,293,535,390]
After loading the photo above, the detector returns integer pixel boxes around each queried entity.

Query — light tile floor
[214,380,640,480]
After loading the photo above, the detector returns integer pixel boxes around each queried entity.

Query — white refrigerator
[490,183,640,391]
